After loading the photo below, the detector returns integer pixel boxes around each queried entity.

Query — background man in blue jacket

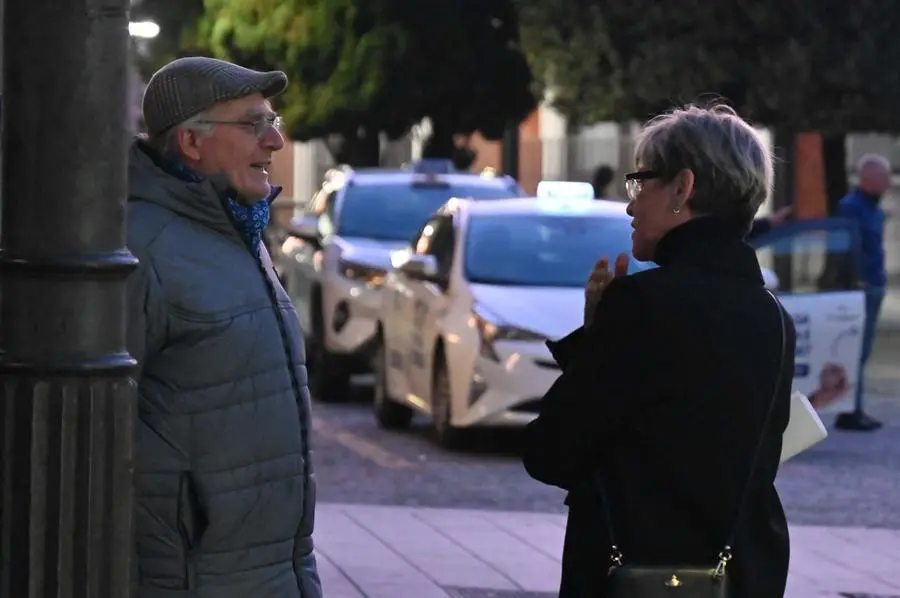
[835,153,891,432]
[746,205,792,242]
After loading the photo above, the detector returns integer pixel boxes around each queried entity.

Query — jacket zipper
[231,220,311,597]
[252,251,310,597]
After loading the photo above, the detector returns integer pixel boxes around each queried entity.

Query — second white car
[373,196,653,447]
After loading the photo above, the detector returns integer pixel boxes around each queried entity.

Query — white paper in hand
[780,391,828,463]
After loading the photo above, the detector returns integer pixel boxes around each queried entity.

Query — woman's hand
[584,253,630,328]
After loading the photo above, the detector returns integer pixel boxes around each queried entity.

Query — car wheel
[431,357,466,449]
[308,308,350,402]
[372,336,414,429]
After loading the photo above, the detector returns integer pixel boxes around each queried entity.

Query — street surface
[313,327,900,528]
[313,503,900,598]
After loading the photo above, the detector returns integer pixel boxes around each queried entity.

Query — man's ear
[177,128,203,161]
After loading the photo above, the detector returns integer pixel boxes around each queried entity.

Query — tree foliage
[190,0,536,165]
[517,0,900,134]
[198,0,409,142]
[399,0,537,156]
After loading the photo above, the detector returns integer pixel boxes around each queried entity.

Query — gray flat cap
[142,56,288,137]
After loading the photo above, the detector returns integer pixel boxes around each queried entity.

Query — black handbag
[601,290,788,598]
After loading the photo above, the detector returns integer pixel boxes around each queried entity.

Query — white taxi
[372,189,656,447]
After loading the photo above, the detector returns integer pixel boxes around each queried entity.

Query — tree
[193,0,409,165]
[517,0,630,128]
[193,0,536,166]
[399,0,537,158]
[517,0,900,133]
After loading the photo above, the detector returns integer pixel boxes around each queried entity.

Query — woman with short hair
[523,104,794,598]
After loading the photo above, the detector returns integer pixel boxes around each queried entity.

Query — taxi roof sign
[411,159,455,174]
[536,180,595,200]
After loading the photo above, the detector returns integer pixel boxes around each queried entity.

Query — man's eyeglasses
[195,114,284,138]
[624,170,660,201]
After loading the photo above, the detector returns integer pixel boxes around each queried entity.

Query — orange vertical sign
[793,132,828,219]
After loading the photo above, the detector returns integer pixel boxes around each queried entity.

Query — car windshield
[337,182,516,241]
[464,213,654,287]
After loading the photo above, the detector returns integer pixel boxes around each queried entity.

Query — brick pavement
[313,502,900,598]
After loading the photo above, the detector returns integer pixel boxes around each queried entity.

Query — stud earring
[672,206,681,214]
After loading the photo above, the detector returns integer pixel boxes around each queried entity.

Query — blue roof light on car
[536,180,595,200]
[536,199,595,214]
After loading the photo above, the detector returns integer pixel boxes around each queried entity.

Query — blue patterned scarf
[156,153,271,253]
[225,194,270,253]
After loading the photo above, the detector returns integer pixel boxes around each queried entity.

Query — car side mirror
[286,214,320,241]
[761,267,780,291]
[398,254,439,279]
[393,252,444,284]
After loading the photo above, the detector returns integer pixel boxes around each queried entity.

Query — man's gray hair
[148,110,214,157]
[856,152,891,174]
[633,104,773,227]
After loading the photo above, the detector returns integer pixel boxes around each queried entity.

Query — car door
[750,218,866,413]
[383,218,441,402]
[282,188,338,335]
[407,215,457,402]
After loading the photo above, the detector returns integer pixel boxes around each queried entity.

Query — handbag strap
[601,290,788,573]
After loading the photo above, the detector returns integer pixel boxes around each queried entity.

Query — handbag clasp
[665,575,682,587]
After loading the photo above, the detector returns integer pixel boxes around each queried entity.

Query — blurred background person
[592,164,616,199]
[834,153,891,432]
[746,205,792,242]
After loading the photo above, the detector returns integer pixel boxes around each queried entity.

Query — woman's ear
[670,168,696,212]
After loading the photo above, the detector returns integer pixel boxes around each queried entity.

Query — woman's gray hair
[633,104,773,228]
[147,110,214,158]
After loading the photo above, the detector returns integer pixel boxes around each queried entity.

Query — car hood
[469,284,584,341]
[334,236,410,270]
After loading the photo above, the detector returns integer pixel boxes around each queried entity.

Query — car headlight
[470,307,546,362]
[339,259,387,288]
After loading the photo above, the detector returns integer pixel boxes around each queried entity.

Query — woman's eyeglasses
[624,170,660,201]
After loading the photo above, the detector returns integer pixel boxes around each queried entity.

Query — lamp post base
[0,373,137,598]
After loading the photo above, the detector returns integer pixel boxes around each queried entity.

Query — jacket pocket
[176,472,208,589]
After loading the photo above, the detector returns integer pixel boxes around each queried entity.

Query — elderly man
[835,153,891,432]
[126,57,322,597]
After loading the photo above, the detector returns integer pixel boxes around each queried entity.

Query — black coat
[522,217,794,598]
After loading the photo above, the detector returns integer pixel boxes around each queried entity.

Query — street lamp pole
[0,0,138,596]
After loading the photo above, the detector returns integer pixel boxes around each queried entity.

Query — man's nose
[260,127,284,151]
[626,200,635,216]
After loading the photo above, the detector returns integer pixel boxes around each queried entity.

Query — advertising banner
[779,290,866,414]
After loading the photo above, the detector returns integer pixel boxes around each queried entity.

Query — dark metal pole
[0,0,138,596]
[501,122,520,181]
[772,128,794,292]
[0,0,4,232]
[616,121,634,198]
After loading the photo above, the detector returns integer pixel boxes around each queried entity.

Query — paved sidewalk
[314,503,900,598]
